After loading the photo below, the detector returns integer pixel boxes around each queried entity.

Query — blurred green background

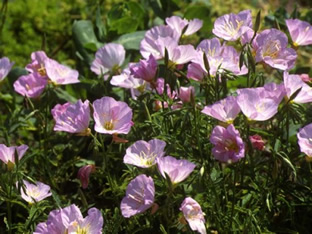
[0,0,312,67]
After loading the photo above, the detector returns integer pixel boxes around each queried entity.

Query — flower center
[139,151,157,166]
[263,41,280,58]
[224,139,239,152]
[104,119,114,130]
[37,64,46,76]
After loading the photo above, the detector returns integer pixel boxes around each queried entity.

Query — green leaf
[54,87,77,103]
[277,152,297,179]
[110,16,139,34]
[184,5,211,32]
[96,7,106,41]
[114,31,146,50]
[72,20,102,64]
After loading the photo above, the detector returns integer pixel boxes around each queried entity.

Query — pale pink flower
[19,180,51,204]
[25,51,48,76]
[201,96,240,123]
[140,25,179,59]
[210,124,245,163]
[255,29,297,71]
[13,73,47,98]
[110,67,150,100]
[91,43,125,77]
[166,16,203,37]
[121,174,155,218]
[180,197,206,234]
[237,88,280,121]
[297,123,312,157]
[45,58,79,85]
[284,72,312,104]
[34,204,103,234]
[286,19,312,46]
[130,54,158,82]
[93,96,133,134]
[212,10,252,41]
[0,144,28,166]
[0,57,14,81]
[123,139,166,168]
[157,156,196,184]
[51,100,91,135]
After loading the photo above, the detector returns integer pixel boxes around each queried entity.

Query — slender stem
[229,167,237,231]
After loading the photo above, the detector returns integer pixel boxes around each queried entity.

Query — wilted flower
[130,54,158,82]
[0,144,28,169]
[123,139,166,168]
[13,73,48,98]
[166,16,203,37]
[19,180,52,204]
[237,88,280,121]
[210,124,245,163]
[157,156,196,184]
[93,96,133,134]
[77,164,96,189]
[201,96,240,123]
[180,197,206,234]
[0,57,14,81]
[45,58,80,85]
[297,123,312,157]
[286,19,312,46]
[120,174,155,218]
[91,43,125,78]
[140,25,179,59]
[34,204,103,234]
[25,51,48,76]
[212,10,252,41]
[249,134,266,151]
[179,86,195,103]
[283,72,312,104]
[255,29,297,70]
[51,100,91,135]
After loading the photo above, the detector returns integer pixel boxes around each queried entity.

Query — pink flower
[255,29,297,70]
[140,25,179,59]
[34,204,103,234]
[210,124,245,163]
[249,134,266,151]
[13,73,48,98]
[130,54,158,82]
[156,38,197,66]
[284,72,312,104]
[77,164,96,189]
[201,96,241,123]
[0,144,28,168]
[166,16,203,37]
[19,180,51,204]
[187,38,247,80]
[237,87,280,121]
[45,58,79,85]
[212,10,252,41]
[51,100,91,135]
[123,139,166,168]
[120,174,155,218]
[286,19,312,46]
[178,86,195,103]
[300,74,312,83]
[91,43,125,77]
[157,156,196,184]
[297,123,312,157]
[93,96,133,134]
[25,51,48,76]
[111,67,150,100]
[0,57,14,81]
[180,197,206,234]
